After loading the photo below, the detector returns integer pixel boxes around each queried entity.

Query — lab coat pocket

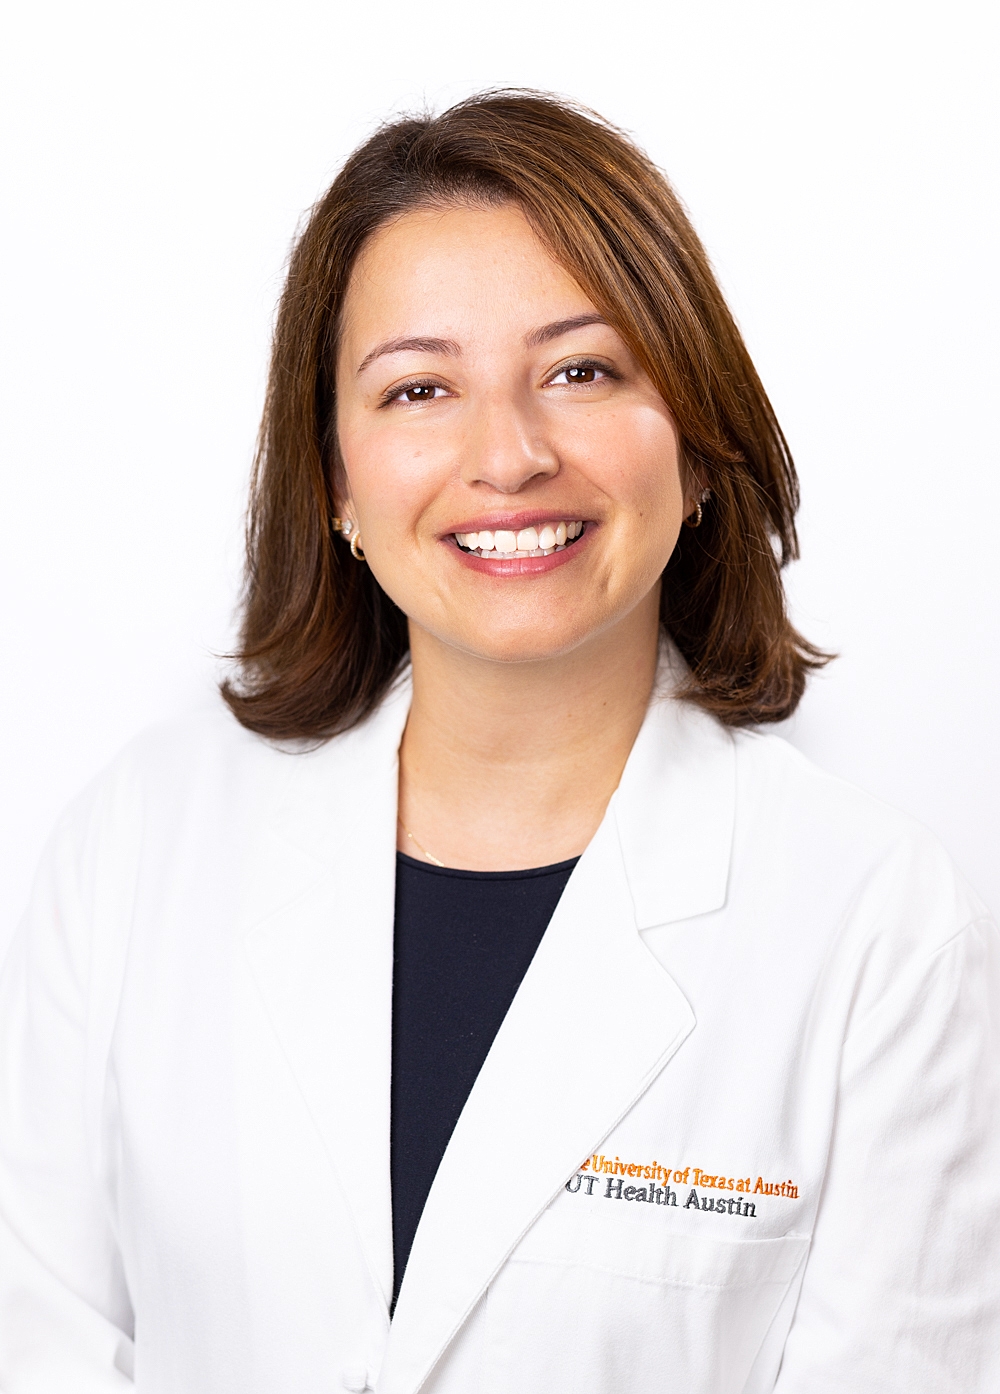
[480,1203,809,1393]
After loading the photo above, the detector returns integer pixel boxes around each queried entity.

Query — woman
[1,90,997,1393]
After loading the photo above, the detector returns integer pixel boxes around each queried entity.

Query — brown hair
[222,89,828,738]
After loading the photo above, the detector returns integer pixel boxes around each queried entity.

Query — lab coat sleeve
[0,788,136,1390]
[774,910,1000,1391]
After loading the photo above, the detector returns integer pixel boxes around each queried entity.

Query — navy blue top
[390,850,578,1308]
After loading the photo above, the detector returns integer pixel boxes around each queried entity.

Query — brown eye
[549,361,612,387]
[404,384,438,401]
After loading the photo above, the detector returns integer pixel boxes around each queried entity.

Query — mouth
[453,520,586,559]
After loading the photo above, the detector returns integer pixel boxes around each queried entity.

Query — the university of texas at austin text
[566,1155,800,1219]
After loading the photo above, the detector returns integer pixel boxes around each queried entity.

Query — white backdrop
[2,0,997,949]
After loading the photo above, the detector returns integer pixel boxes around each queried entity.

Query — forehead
[339,201,596,350]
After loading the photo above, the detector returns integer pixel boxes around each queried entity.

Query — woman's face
[335,201,689,665]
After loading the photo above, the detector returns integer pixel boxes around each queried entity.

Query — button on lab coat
[1,672,998,1392]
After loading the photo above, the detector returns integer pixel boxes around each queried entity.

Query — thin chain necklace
[397,816,446,867]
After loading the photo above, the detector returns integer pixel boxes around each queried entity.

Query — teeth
[455,521,585,557]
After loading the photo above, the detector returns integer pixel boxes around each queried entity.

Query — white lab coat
[1,669,998,1393]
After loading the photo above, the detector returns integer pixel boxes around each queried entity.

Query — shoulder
[70,697,368,811]
[51,676,413,862]
[728,727,990,954]
[42,704,319,887]
[731,727,909,837]
[58,704,284,833]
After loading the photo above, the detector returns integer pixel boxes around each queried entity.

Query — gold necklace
[397,816,446,867]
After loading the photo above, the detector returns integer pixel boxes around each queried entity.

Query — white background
[2,0,997,949]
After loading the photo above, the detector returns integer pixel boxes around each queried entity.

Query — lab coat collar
[613,647,736,929]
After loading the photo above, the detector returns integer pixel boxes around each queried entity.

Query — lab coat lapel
[243,677,411,1316]
[381,689,734,1394]
[614,678,736,929]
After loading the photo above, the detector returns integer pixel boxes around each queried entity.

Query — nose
[460,394,559,495]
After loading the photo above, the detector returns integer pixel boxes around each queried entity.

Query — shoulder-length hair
[222,89,828,738]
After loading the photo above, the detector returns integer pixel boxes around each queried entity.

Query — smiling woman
[222,92,826,746]
[1,90,998,1394]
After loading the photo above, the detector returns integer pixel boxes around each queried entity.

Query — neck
[398,589,661,870]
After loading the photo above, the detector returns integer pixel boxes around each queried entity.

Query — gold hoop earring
[332,516,365,560]
[684,489,710,528]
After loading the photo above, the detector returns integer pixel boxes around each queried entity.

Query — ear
[333,487,356,521]
[679,455,708,520]
[328,435,357,532]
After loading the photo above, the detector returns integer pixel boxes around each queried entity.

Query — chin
[450,619,601,666]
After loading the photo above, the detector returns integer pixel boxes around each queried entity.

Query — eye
[547,359,617,387]
[382,379,449,406]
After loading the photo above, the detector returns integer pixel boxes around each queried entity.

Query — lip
[440,509,591,538]
[448,522,594,577]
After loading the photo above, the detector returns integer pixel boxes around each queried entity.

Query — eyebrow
[355,314,610,374]
[525,313,609,347]
[357,336,460,374]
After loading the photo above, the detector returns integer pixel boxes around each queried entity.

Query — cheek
[337,418,440,531]
[576,408,684,517]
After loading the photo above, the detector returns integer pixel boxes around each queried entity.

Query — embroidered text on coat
[565,1172,757,1218]
[581,1155,799,1200]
